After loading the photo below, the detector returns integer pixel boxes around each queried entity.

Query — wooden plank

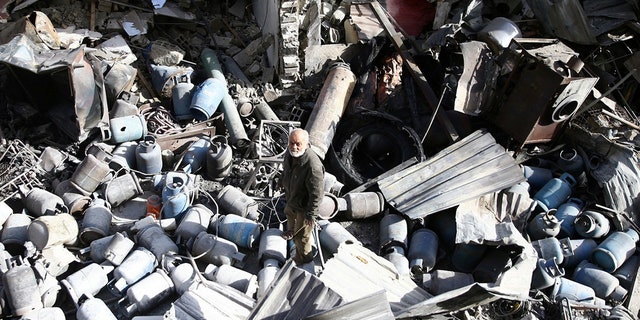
[370,1,459,143]
[90,0,96,31]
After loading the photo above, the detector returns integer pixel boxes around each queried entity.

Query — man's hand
[304,217,315,227]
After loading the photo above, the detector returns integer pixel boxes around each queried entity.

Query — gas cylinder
[614,255,640,289]
[206,135,233,181]
[317,193,341,220]
[304,61,356,159]
[573,260,627,301]
[135,135,163,174]
[533,172,576,209]
[204,264,259,296]
[70,154,110,195]
[557,147,584,177]
[216,185,260,221]
[179,137,210,174]
[3,259,43,316]
[522,165,553,190]
[343,192,385,220]
[61,263,114,304]
[531,237,571,266]
[175,204,213,242]
[76,294,118,320]
[550,277,596,304]
[102,171,143,208]
[79,199,112,244]
[531,258,564,290]
[257,265,279,299]
[318,220,361,254]
[1,213,31,254]
[109,114,147,144]
[53,179,91,215]
[170,262,198,295]
[407,228,439,275]
[191,231,246,267]
[135,224,180,262]
[161,175,190,220]
[527,209,562,241]
[554,198,584,238]
[172,80,195,120]
[215,213,262,249]
[24,187,68,217]
[574,210,610,239]
[258,228,288,266]
[102,232,134,266]
[383,246,410,277]
[190,77,226,121]
[592,228,639,272]
[28,213,78,251]
[123,269,175,317]
[379,212,408,253]
[562,238,598,269]
[112,141,138,169]
[89,234,114,263]
[112,247,158,293]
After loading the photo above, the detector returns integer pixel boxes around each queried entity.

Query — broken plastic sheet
[153,2,197,21]
[454,41,497,116]
[95,34,138,65]
[0,33,54,72]
[348,3,384,42]
[151,0,167,9]
[394,192,538,318]
[590,143,640,220]
[454,192,538,297]
[55,27,103,50]
[121,10,148,37]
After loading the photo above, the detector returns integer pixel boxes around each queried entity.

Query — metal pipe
[304,61,356,159]
[200,48,250,148]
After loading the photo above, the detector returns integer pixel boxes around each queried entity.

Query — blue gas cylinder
[533,172,576,209]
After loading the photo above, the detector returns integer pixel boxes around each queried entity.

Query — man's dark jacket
[281,148,325,219]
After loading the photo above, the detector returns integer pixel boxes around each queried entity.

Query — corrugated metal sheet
[307,290,394,320]
[170,281,256,320]
[378,129,525,219]
[247,260,344,320]
[318,243,432,317]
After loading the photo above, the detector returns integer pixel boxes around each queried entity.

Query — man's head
[288,128,310,158]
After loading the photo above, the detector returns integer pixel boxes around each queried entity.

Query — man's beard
[289,148,305,158]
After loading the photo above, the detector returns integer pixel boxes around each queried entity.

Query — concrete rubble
[0,0,638,319]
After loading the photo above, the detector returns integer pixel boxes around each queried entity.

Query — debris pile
[0,0,638,319]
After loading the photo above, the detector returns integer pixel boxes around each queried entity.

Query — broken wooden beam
[370,0,459,144]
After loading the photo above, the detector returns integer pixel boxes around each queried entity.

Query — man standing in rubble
[281,128,325,266]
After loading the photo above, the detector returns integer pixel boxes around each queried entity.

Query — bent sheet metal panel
[378,129,525,219]
[318,243,431,317]
[247,260,344,320]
